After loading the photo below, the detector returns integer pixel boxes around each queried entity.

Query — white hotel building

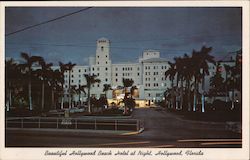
[63,37,241,107]
[63,38,171,107]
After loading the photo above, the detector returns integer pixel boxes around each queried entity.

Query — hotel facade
[62,38,240,108]
[63,38,171,107]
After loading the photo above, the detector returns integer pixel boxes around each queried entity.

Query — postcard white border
[0,1,249,160]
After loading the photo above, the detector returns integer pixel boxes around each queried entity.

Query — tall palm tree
[59,62,75,109]
[72,84,87,106]
[77,84,87,105]
[174,56,188,110]
[182,54,193,111]
[84,74,101,113]
[191,47,215,112]
[5,58,20,111]
[165,62,176,109]
[122,78,134,114]
[36,58,53,111]
[59,62,67,109]
[20,52,42,111]
[65,62,76,109]
[69,85,78,108]
[224,64,231,102]
[103,84,111,98]
[191,49,202,112]
[48,69,63,109]
[198,46,215,112]
[225,65,237,110]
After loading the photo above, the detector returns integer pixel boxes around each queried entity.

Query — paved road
[6,107,241,147]
[132,108,240,140]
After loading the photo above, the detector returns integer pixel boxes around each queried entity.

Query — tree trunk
[61,88,64,109]
[68,71,71,109]
[201,77,205,113]
[61,96,64,110]
[175,78,179,110]
[41,81,45,111]
[7,85,11,112]
[51,89,55,109]
[88,87,91,113]
[193,77,197,112]
[28,79,33,110]
[187,80,191,111]
[180,79,183,110]
[225,72,228,102]
[231,78,235,110]
[79,92,81,106]
[171,80,174,109]
[124,87,127,114]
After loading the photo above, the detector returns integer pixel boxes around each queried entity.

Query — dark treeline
[164,46,242,113]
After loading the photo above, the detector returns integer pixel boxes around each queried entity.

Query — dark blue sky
[5,7,242,65]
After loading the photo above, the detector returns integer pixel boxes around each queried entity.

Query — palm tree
[69,85,78,108]
[198,46,215,112]
[59,62,75,109]
[20,52,43,111]
[5,58,20,111]
[225,65,238,110]
[48,69,63,109]
[72,84,87,106]
[165,62,176,109]
[191,46,215,112]
[122,78,134,114]
[36,58,53,111]
[191,49,202,112]
[224,64,231,102]
[59,62,67,109]
[182,54,193,111]
[84,74,101,113]
[64,62,76,109]
[174,56,188,110]
[103,84,111,98]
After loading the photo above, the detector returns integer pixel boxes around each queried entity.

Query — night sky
[5,7,242,65]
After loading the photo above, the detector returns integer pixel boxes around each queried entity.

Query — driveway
[132,107,241,141]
